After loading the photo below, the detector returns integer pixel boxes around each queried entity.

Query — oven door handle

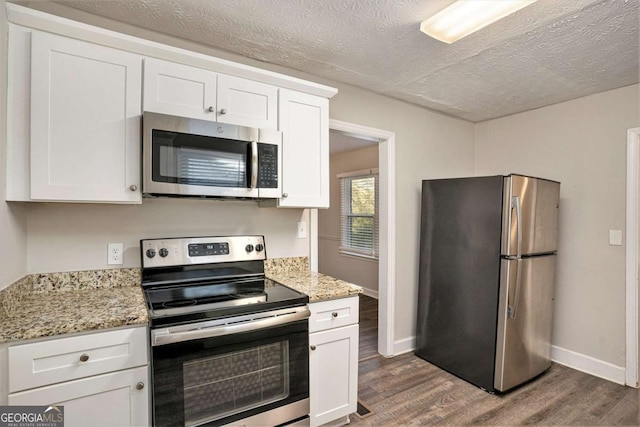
[151,307,310,346]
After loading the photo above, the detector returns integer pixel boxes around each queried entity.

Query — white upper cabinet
[29,31,142,203]
[277,89,330,208]
[5,8,336,205]
[217,74,278,129]
[143,58,278,129]
[143,57,217,121]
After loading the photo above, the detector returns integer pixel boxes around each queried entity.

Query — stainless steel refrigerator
[416,174,560,393]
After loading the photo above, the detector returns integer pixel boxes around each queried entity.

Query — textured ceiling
[14,0,640,122]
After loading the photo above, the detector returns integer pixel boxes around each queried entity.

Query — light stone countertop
[267,270,363,302]
[0,269,147,344]
[264,256,363,302]
[0,257,360,343]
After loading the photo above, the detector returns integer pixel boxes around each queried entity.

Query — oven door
[151,309,309,427]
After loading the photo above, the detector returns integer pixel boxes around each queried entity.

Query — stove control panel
[188,242,230,257]
[141,235,266,268]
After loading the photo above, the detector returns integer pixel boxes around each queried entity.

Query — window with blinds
[339,168,379,259]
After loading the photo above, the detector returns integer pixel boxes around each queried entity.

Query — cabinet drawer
[309,296,359,333]
[9,326,148,393]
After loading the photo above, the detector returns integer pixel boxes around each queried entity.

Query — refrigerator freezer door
[495,255,556,391]
[502,176,560,256]
[417,176,504,392]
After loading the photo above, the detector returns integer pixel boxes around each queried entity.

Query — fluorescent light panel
[420,0,538,44]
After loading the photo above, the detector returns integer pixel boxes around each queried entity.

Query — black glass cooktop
[144,278,308,328]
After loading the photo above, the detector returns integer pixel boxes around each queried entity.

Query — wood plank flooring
[354,295,639,426]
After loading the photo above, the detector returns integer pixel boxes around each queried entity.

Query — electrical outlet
[108,243,124,265]
[297,221,307,239]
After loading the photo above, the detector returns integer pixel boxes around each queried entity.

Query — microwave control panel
[257,144,278,188]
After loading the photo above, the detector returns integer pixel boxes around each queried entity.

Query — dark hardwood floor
[355,295,639,426]
[359,293,378,361]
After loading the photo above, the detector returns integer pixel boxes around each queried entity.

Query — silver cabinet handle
[282,193,288,198]
[219,108,227,115]
[310,345,316,351]
[129,185,137,192]
[207,106,215,112]
[332,312,338,318]
[136,382,144,390]
[79,354,89,362]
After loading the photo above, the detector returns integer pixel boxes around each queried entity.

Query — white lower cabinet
[309,297,359,427]
[7,326,149,427]
[9,366,149,427]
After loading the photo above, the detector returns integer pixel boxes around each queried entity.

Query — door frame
[626,127,640,387]
[310,119,396,357]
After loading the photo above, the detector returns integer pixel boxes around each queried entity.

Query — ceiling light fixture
[420,0,538,44]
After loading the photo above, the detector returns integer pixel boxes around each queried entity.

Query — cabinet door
[309,324,359,427]
[278,90,329,208]
[30,32,142,203]
[217,74,278,129]
[143,57,217,120]
[9,366,149,427]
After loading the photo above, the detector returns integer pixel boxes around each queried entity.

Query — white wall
[26,200,309,273]
[475,84,640,368]
[0,0,27,289]
[318,146,379,295]
[328,85,476,350]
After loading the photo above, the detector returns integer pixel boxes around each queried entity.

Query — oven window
[152,130,249,187]
[183,342,289,427]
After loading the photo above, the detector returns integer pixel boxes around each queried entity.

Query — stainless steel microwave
[142,112,281,199]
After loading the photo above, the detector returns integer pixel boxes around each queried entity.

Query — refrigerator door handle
[509,258,523,319]
[512,196,522,258]
[508,196,523,319]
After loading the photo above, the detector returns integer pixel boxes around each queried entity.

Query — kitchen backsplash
[264,257,309,275]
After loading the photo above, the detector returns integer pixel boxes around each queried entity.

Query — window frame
[338,168,379,260]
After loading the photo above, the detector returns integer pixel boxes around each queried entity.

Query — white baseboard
[384,341,626,386]
[551,345,626,385]
[361,288,379,299]
[393,336,416,356]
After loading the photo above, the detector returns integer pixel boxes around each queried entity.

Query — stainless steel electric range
[140,235,310,427]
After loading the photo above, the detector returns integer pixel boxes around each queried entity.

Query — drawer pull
[332,312,338,318]
[79,354,89,362]
[310,345,316,351]
[136,382,145,390]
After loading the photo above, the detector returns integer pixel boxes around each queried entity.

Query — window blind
[338,169,379,259]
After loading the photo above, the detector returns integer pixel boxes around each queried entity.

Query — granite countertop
[0,269,148,344]
[0,257,360,343]
[265,257,363,302]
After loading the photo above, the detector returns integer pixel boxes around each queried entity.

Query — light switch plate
[609,229,623,246]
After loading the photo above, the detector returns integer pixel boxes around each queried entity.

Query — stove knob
[245,244,254,253]
[146,249,156,258]
[159,248,169,257]
[255,243,264,252]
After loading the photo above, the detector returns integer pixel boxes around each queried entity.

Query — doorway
[310,120,396,357]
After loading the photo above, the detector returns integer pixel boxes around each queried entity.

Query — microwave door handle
[250,141,258,189]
